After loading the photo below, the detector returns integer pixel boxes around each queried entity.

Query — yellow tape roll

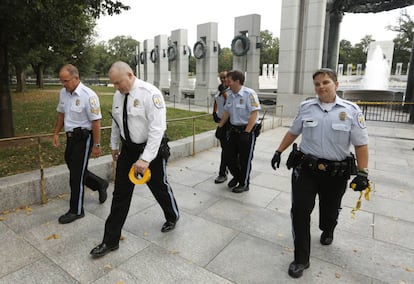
[128,167,151,185]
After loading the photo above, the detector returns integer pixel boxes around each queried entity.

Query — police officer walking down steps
[52,64,108,224]
[217,70,261,193]
[271,68,370,278]
[90,61,179,258]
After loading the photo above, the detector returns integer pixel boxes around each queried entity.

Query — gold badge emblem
[91,108,100,115]
[240,99,244,104]
[133,99,139,107]
[357,112,366,129]
[89,97,97,108]
[76,99,80,106]
[152,94,164,109]
[339,111,347,121]
[318,164,326,171]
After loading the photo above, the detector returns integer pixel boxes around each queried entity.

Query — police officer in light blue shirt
[270,68,370,279]
[217,70,261,193]
[52,64,108,225]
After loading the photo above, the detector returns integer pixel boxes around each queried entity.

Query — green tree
[260,30,279,68]
[218,47,233,72]
[0,0,129,138]
[387,9,414,73]
[338,39,353,68]
[107,35,139,66]
[90,41,115,77]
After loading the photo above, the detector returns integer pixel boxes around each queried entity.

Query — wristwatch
[94,143,101,148]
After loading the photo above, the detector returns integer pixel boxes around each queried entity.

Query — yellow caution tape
[128,167,151,185]
[350,182,371,219]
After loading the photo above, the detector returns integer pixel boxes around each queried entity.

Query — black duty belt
[121,137,147,151]
[302,154,350,177]
[66,127,91,138]
[229,124,247,133]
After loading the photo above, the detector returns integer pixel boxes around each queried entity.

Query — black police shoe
[227,178,238,188]
[288,261,310,278]
[320,231,334,245]
[98,180,109,204]
[58,211,84,224]
[232,184,249,193]
[161,217,179,233]
[90,243,119,258]
[214,175,227,184]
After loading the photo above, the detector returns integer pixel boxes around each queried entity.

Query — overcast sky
[95,1,414,47]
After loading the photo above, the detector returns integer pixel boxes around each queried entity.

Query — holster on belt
[121,133,170,161]
[67,127,91,141]
[157,134,171,161]
[286,143,304,169]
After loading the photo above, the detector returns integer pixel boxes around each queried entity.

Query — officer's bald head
[109,61,133,77]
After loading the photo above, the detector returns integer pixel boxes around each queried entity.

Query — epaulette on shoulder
[299,98,317,109]
[341,99,359,110]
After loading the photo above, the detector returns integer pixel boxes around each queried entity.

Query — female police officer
[271,68,369,278]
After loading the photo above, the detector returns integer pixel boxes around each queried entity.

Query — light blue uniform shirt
[224,86,261,125]
[56,82,102,132]
[289,95,368,161]
[214,89,227,119]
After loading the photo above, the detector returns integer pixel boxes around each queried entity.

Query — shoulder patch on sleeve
[357,112,366,129]
[152,94,164,109]
[249,94,260,107]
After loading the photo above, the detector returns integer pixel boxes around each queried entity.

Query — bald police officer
[271,68,369,278]
[217,70,261,193]
[90,61,179,258]
[52,64,108,224]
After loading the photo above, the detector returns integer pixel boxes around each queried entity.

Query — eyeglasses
[60,77,73,84]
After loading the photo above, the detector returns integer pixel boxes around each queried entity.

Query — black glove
[212,112,221,123]
[271,151,281,170]
[240,131,250,143]
[286,143,303,169]
[215,126,225,139]
[350,171,369,191]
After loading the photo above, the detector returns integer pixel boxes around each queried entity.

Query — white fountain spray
[361,45,390,90]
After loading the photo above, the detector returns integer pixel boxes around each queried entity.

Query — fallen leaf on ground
[44,234,59,240]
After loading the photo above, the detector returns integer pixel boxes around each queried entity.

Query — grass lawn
[0,85,216,177]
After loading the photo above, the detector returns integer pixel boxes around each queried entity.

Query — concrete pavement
[1,112,414,283]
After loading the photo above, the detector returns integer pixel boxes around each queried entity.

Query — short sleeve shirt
[56,82,102,132]
[224,86,261,125]
[214,89,227,119]
[289,96,368,161]
[110,78,166,163]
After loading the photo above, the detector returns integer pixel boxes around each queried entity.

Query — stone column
[168,29,189,103]
[194,22,219,107]
[143,39,154,84]
[153,35,169,91]
[232,14,261,90]
[277,0,327,116]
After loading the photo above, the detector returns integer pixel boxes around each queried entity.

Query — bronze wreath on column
[167,44,177,61]
[193,40,206,59]
[150,48,158,63]
[231,34,250,57]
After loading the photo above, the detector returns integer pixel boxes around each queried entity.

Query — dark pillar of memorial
[405,39,414,123]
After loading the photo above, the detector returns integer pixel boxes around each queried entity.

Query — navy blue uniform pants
[103,142,179,246]
[226,130,257,186]
[291,167,348,264]
[65,132,106,215]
